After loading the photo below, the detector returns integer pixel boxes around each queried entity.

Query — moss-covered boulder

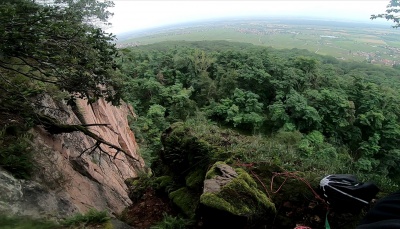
[200,162,276,225]
[169,187,199,218]
[185,169,206,190]
[158,122,229,179]
[154,122,227,197]
[159,122,213,178]
[154,122,279,225]
[150,123,235,220]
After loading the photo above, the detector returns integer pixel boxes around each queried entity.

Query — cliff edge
[0,95,144,219]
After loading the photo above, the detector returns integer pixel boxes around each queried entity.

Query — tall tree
[35,0,114,26]
[0,0,143,173]
[0,0,121,104]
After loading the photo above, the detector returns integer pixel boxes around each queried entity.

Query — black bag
[357,191,400,228]
[319,174,379,212]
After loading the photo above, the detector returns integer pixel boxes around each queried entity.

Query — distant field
[118,19,400,65]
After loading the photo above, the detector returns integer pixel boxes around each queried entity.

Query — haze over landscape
[109,1,400,66]
[4,0,400,228]
[107,1,392,35]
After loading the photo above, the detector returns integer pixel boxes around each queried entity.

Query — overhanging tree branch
[1,0,122,105]
[0,61,58,84]
[371,0,400,27]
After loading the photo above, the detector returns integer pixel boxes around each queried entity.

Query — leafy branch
[371,0,400,27]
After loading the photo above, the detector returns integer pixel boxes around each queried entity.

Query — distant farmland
[118,19,400,66]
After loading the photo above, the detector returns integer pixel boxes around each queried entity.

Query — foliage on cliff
[0,0,121,105]
[0,0,124,178]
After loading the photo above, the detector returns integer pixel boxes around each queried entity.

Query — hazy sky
[107,1,392,34]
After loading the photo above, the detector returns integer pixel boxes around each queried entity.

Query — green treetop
[0,0,121,105]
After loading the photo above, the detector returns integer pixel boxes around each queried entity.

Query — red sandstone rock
[30,95,144,216]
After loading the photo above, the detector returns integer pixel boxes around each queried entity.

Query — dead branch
[37,114,140,162]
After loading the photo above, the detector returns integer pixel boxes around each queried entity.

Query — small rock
[110,218,134,229]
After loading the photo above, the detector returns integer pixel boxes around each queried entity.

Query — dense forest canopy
[117,40,400,228]
[119,41,400,190]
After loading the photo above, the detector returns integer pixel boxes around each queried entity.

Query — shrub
[62,208,110,227]
[151,213,193,229]
[125,171,156,202]
[0,128,34,179]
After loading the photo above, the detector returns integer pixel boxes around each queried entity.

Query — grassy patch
[62,208,110,227]
[151,213,193,229]
[0,215,60,229]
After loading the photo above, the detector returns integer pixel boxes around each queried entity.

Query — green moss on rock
[160,122,233,178]
[205,161,226,179]
[200,192,234,211]
[235,168,258,188]
[200,165,276,218]
[185,169,206,190]
[169,187,199,218]
[154,176,173,191]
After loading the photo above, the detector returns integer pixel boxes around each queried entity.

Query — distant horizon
[107,0,393,35]
[114,16,393,41]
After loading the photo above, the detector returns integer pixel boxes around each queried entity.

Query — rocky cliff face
[0,95,144,219]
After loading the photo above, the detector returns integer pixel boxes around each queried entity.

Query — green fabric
[325,211,331,229]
